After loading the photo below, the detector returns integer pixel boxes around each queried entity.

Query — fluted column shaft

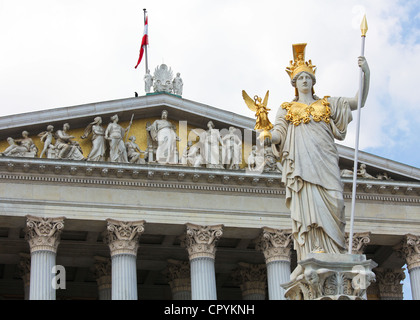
[256,227,292,300]
[266,260,290,300]
[190,257,217,299]
[104,219,145,300]
[25,215,65,300]
[183,223,223,300]
[112,254,138,299]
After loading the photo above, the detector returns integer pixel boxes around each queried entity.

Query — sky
[0,0,418,298]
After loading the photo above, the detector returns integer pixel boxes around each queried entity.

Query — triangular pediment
[0,93,419,184]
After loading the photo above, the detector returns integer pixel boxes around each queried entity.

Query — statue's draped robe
[272,97,352,261]
[149,119,178,164]
[87,125,106,161]
[106,123,128,163]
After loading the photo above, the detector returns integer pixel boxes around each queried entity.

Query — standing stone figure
[173,72,183,95]
[221,126,242,170]
[202,121,223,169]
[146,110,179,164]
[81,117,107,161]
[38,125,54,158]
[270,43,370,279]
[105,115,129,163]
[144,69,153,93]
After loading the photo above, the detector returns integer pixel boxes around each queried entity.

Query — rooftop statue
[144,64,183,96]
[269,43,370,280]
[153,64,174,93]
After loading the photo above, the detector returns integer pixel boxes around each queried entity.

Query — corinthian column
[93,256,112,300]
[182,223,223,300]
[103,219,145,300]
[375,268,405,300]
[395,234,420,300]
[163,259,191,300]
[232,262,267,300]
[17,253,31,300]
[25,215,65,300]
[256,227,292,300]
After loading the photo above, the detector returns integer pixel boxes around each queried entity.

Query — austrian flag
[135,15,148,69]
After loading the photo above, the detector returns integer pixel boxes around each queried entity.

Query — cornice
[0,157,419,203]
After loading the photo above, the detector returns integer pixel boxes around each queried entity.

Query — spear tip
[360,14,368,37]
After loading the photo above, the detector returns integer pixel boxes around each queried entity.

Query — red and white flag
[135,15,148,69]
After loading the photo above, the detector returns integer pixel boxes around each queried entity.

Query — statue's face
[296,72,313,94]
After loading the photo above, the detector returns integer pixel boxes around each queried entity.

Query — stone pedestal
[282,253,377,300]
[256,227,292,300]
[103,219,145,300]
[183,223,223,300]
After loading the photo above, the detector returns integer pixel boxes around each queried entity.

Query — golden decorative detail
[285,43,316,81]
[242,90,273,141]
[360,14,368,37]
[282,96,331,126]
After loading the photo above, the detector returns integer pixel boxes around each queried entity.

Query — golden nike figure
[242,90,273,141]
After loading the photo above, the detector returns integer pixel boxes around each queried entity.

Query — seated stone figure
[0,131,38,158]
[53,123,85,161]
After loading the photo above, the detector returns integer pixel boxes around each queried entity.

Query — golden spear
[348,14,368,254]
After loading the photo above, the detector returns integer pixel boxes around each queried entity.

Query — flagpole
[143,8,149,74]
[348,15,368,254]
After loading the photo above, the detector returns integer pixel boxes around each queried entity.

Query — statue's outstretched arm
[348,56,370,110]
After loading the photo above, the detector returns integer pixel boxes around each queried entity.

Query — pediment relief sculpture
[0,111,259,172]
[0,110,401,181]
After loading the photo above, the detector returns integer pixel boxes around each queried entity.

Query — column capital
[25,215,65,253]
[93,256,112,290]
[374,267,405,300]
[346,232,371,254]
[182,223,224,260]
[256,227,293,263]
[232,262,267,298]
[103,219,145,257]
[395,233,420,271]
[163,259,191,295]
